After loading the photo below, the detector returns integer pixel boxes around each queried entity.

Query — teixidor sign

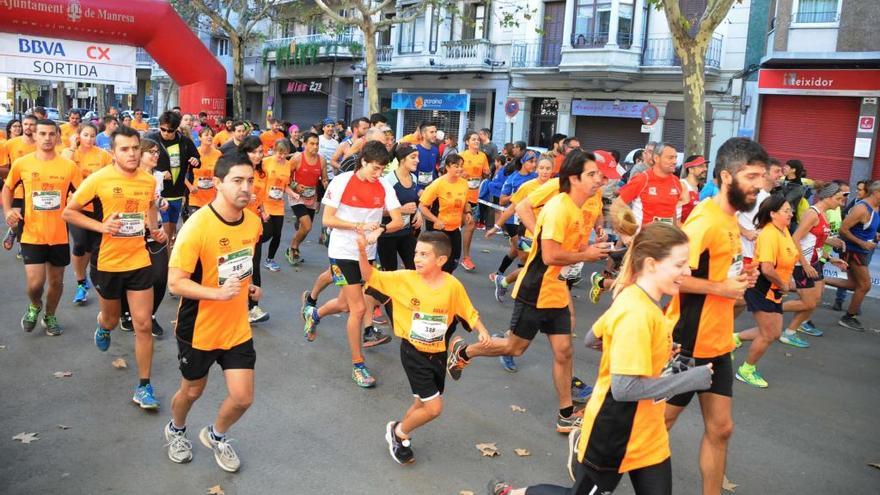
[0,32,135,86]
[758,69,880,96]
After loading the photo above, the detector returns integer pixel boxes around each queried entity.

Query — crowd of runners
[1,105,878,494]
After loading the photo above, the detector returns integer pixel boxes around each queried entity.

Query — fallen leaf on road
[476,443,499,457]
[511,404,527,413]
[868,462,880,470]
[459,491,475,495]
[514,448,531,457]
[207,485,225,495]
[111,358,127,369]
[58,425,70,430]
[722,475,738,492]
[481,249,491,253]
[785,352,792,357]
[53,371,73,378]
[12,432,39,444]
[0,345,7,349]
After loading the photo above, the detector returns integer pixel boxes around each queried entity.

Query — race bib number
[727,253,744,279]
[218,247,254,285]
[467,178,481,189]
[268,186,284,201]
[559,262,584,280]
[301,187,316,198]
[168,144,181,169]
[410,312,447,347]
[112,212,145,238]
[197,177,214,190]
[32,190,61,211]
[653,217,674,225]
[402,214,411,226]
[417,171,433,186]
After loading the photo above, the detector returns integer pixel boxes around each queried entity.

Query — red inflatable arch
[0,0,226,121]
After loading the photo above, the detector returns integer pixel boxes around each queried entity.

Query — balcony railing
[642,34,723,69]
[263,31,365,64]
[570,31,633,49]
[793,10,839,23]
[377,45,394,65]
[441,39,496,67]
[136,48,153,68]
[511,41,562,68]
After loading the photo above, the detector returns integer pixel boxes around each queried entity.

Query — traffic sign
[505,98,520,118]
[641,103,660,125]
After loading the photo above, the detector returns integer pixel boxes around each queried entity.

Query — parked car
[122,110,150,119]
[26,107,61,121]
[67,108,93,118]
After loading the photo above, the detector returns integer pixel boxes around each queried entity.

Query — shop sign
[282,79,326,94]
[571,99,649,118]
[758,69,880,96]
[391,92,470,112]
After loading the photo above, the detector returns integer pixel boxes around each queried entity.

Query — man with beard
[218,122,248,155]
[663,137,768,495]
[213,118,235,149]
[680,155,709,223]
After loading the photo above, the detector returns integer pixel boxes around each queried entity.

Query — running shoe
[301,290,314,322]
[20,304,40,332]
[571,377,593,404]
[72,283,88,305]
[42,314,62,336]
[735,363,768,388]
[363,327,392,348]
[384,421,414,465]
[589,272,604,304]
[556,410,584,434]
[199,426,241,473]
[797,321,823,337]
[352,363,377,388]
[164,422,193,464]
[372,306,388,325]
[460,256,476,272]
[151,316,165,338]
[3,228,14,250]
[94,326,111,351]
[732,332,742,359]
[499,355,517,373]
[119,313,134,332]
[285,247,300,266]
[493,274,507,303]
[446,336,469,381]
[16,247,22,260]
[263,259,281,272]
[838,314,866,332]
[567,428,582,482]
[476,222,486,230]
[132,383,160,409]
[569,276,583,287]
[778,332,810,348]
[831,300,843,312]
[248,305,270,324]
[487,479,513,495]
[303,306,320,342]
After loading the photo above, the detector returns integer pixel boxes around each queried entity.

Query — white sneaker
[199,426,240,473]
[248,306,270,324]
[164,422,193,464]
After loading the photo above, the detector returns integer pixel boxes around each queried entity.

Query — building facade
[742,0,880,183]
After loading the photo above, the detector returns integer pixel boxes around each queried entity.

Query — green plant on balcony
[263,38,362,66]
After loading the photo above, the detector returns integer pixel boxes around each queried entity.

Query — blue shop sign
[391,92,471,112]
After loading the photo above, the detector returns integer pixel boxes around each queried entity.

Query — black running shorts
[400,339,446,401]
[667,354,733,407]
[177,338,256,381]
[509,300,571,340]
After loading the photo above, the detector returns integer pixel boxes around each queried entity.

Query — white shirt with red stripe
[619,169,682,226]
[322,171,401,260]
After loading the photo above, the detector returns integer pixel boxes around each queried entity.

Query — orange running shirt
[512,192,588,309]
[188,148,222,208]
[419,175,469,231]
[213,130,232,148]
[170,205,263,351]
[262,155,292,216]
[753,225,798,303]
[70,147,112,212]
[59,123,78,148]
[365,270,480,353]
[130,120,149,132]
[666,199,742,358]
[72,166,156,272]
[4,154,81,245]
[247,171,268,216]
[527,177,603,232]
[578,284,675,473]
[5,136,37,199]
[460,149,489,204]
[509,177,546,239]
[260,130,285,154]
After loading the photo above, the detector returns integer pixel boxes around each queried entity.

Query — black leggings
[121,240,168,316]
[438,229,462,274]
[252,218,279,288]
[263,215,284,260]
[525,458,672,495]
[376,234,417,271]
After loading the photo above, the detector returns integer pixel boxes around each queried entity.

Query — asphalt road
[1,218,878,495]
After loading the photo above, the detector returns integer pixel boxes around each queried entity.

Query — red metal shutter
[758,95,860,182]
[873,133,880,180]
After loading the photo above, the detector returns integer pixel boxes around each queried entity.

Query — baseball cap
[593,150,621,179]
[684,156,709,168]
[322,117,335,126]
[520,149,539,164]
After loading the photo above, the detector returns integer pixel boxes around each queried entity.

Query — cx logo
[87,46,110,61]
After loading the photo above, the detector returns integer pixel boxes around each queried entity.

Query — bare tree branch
[367,0,395,17]
[313,0,359,25]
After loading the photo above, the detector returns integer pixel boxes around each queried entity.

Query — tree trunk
[231,35,245,119]
[678,42,708,157]
[56,81,67,115]
[363,24,379,115]
[95,84,106,115]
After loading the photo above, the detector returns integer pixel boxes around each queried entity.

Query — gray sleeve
[584,329,602,349]
[610,366,712,402]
